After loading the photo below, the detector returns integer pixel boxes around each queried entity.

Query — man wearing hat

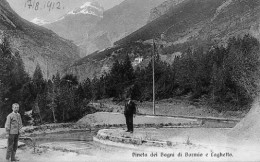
[124,97,136,133]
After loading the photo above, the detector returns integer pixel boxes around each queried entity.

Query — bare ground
[93,98,246,119]
[0,97,258,162]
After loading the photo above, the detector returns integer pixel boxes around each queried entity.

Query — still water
[27,130,133,156]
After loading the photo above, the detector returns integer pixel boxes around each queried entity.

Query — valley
[1,0,260,161]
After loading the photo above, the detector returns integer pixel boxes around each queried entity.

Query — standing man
[124,97,136,133]
[5,103,23,162]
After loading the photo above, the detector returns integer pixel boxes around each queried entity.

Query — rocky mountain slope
[43,1,104,57]
[147,0,186,23]
[67,0,260,81]
[43,0,165,57]
[83,0,166,55]
[116,0,260,47]
[0,0,80,78]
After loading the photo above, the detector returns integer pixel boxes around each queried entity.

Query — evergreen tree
[33,64,44,83]
[32,64,45,95]
[107,60,123,98]
[46,80,57,123]
[31,64,46,124]
[223,35,260,106]
[92,77,102,100]
[0,37,30,126]
[122,54,135,82]
[82,78,93,100]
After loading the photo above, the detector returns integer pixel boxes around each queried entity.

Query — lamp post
[151,24,174,115]
[152,38,156,115]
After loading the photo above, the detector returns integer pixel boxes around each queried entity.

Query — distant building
[132,57,143,67]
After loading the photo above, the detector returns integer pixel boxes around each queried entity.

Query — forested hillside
[89,34,260,112]
[0,37,92,127]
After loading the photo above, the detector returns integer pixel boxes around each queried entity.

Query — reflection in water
[31,130,98,144]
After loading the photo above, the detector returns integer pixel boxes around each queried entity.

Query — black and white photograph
[0,0,260,161]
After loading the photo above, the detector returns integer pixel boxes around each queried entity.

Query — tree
[31,64,46,124]
[82,78,93,100]
[61,74,79,87]
[122,54,135,82]
[13,52,29,85]
[0,36,29,126]
[91,76,102,100]
[46,80,57,123]
[32,64,45,95]
[33,64,44,83]
[224,35,260,106]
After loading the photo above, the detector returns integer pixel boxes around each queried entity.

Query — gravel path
[77,112,198,126]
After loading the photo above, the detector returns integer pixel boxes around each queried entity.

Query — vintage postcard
[0,0,260,161]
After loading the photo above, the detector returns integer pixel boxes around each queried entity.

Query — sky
[7,0,124,22]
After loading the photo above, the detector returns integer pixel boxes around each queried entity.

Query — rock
[0,0,80,78]
[148,0,186,23]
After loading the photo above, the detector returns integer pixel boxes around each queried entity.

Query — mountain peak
[31,17,51,26]
[68,1,104,17]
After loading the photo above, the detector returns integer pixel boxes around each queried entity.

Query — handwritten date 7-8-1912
[24,0,65,11]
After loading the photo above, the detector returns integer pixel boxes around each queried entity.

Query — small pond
[23,130,132,156]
